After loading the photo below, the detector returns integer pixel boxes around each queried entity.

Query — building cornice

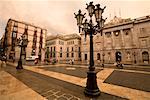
[104,15,150,29]
[46,33,81,41]
[8,18,47,31]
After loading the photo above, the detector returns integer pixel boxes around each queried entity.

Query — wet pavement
[3,65,127,100]
[104,70,150,92]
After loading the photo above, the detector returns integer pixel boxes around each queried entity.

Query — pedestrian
[70,59,72,65]
[72,58,74,65]
[34,58,38,65]
[1,55,6,68]
[13,56,15,63]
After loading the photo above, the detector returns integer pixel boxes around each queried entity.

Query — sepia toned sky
[0,0,150,38]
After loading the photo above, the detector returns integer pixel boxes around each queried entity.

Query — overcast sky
[0,0,150,38]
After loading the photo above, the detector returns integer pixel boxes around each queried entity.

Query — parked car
[0,54,7,61]
[26,56,38,61]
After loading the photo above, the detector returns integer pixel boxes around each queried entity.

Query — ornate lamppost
[74,1,106,96]
[16,29,28,69]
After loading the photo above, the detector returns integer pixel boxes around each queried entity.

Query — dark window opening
[85,54,87,60]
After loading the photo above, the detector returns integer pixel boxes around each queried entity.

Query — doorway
[142,51,149,64]
[116,51,122,62]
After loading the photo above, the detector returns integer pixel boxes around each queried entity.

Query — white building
[46,34,81,64]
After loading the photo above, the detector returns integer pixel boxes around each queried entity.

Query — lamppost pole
[16,42,23,69]
[16,27,28,70]
[74,1,106,96]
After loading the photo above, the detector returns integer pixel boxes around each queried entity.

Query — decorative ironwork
[74,1,106,97]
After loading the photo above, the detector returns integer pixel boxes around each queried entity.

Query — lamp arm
[74,13,77,18]
[102,6,106,13]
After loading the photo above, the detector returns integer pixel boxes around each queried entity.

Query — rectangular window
[72,47,74,51]
[50,53,52,57]
[71,53,74,57]
[67,53,69,57]
[60,47,62,52]
[79,47,80,52]
[51,47,52,52]
[85,54,87,60]
[78,52,81,58]
[53,52,55,57]
[54,46,56,51]
[67,47,69,52]
[60,53,62,57]
[50,47,52,57]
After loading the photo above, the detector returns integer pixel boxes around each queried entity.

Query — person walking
[13,56,15,63]
[72,58,74,65]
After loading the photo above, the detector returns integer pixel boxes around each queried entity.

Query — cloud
[0,0,150,38]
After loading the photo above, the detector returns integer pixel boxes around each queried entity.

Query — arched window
[97,53,100,60]
[85,54,87,60]
[142,51,149,62]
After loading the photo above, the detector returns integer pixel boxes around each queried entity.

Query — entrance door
[116,52,122,62]
[142,51,149,64]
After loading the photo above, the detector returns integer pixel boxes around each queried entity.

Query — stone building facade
[2,19,47,63]
[46,15,150,65]
[45,34,81,64]
[81,15,150,65]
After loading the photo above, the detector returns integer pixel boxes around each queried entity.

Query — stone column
[111,31,115,49]
[111,31,115,63]
[120,30,125,48]
[130,27,139,64]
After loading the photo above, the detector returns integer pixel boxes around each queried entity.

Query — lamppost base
[16,60,23,69]
[84,71,100,97]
